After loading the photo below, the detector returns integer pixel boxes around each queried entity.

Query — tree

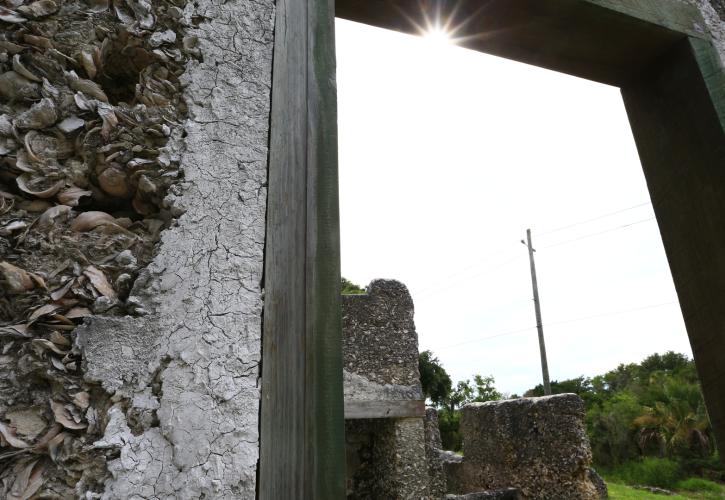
[440,373,502,451]
[523,351,716,470]
[587,391,642,465]
[633,376,713,459]
[448,375,502,411]
[639,351,691,378]
[418,350,503,451]
[525,376,593,398]
[341,277,366,294]
[418,350,452,407]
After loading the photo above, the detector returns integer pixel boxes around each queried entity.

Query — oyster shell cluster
[0,0,193,496]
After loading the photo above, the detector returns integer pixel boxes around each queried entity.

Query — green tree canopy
[418,350,503,451]
[449,375,502,411]
[523,351,714,468]
[341,277,365,295]
[418,350,452,407]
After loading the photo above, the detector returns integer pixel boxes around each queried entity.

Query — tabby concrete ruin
[342,279,429,498]
[340,280,604,499]
[0,0,724,498]
[450,395,603,499]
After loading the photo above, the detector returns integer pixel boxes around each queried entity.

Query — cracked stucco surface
[76,0,274,498]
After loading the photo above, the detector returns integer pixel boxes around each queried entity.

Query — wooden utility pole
[523,229,552,395]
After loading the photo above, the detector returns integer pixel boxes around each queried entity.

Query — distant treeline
[420,350,721,477]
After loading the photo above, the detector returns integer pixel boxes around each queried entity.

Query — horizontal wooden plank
[583,0,705,37]
[344,399,425,419]
[335,0,707,86]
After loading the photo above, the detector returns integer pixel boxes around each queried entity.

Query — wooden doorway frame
[260,1,725,497]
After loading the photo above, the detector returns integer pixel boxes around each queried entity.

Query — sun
[424,26,452,46]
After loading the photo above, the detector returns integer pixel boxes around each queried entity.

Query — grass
[608,482,690,499]
[602,458,684,489]
[607,480,725,499]
[600,458,725,499]
[678,478,724,494]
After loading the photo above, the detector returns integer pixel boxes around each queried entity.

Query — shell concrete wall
[80,1,275,498]
[1,0,273,498]
[342,279,424,402]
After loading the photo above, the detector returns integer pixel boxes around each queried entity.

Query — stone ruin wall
[429,395,607,500]
[455,395,600,500]
[0,0,273,498]
[342,279,423,402]
[0,1,723,499]
[340,280,604,500]
[342,279,430,499]
[338,283,611,500]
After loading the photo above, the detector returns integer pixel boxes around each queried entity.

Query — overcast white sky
[335,19,694,396]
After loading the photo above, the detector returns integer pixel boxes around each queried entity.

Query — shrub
[606,458,684,489]
[438,408,462,451]
[675,477,722,493]
[680,454,724,481]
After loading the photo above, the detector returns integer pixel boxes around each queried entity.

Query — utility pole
[522,229,552,395]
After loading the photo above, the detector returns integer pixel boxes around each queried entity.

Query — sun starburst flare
[424,25,452,45]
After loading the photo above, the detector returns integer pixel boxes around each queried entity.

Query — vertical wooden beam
[622,37,725,456]
[260,0,345,496]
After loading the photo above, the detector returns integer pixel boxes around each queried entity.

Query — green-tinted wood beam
[335,0,707,86]
[621,37,725,458]
[260,0,345,496]
[582,0,707,36]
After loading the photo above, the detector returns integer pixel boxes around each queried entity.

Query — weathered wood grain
[260,0,345,497]
[306,0,346,497]
[621,37,725,461]
[344,400,426,419]
[583,0,705,36]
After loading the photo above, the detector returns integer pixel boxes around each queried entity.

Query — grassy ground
[607,481,725,499]
[600,458,725,499]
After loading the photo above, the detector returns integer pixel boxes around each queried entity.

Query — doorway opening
[336,16,717,496]
[259,1,725,497]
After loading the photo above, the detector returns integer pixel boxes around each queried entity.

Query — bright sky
[335,19,694,396]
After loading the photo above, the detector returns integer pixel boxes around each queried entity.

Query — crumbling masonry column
[342,280,431,498]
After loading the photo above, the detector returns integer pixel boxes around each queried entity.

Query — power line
[414,206,657,302]
[416,216,655,301]
[437,325,537,350]
[535,202,652,237]
[417,207,656,299]
[544,301,678,329]
[539,217,656,250]
[415,203,656,297]
[416,254,527,300]
[414,244,523,298]
[436,300,679,350]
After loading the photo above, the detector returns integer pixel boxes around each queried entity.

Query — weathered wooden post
[260,0,346,497]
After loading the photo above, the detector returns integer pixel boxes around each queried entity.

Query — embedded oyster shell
[14,98,58,130]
